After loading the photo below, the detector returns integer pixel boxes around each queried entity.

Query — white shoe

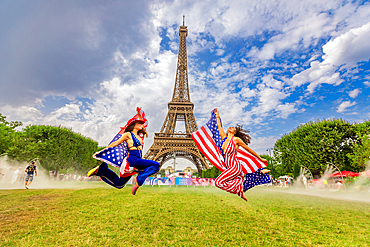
[25,186,29,189]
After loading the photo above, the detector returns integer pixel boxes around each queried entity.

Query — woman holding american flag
[191,108,270,202]
[87,107,160,195]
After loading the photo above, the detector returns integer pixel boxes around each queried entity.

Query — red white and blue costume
[215,136,244,196]
[92,108,160,188]
[192,110,270,197]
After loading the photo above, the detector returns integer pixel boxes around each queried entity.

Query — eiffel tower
[144,17,209,174]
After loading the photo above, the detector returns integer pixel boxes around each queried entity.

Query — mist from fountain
[294,166,313,190]
[0,154,103,190]
[350,161,370,192]
[283,163,370,202]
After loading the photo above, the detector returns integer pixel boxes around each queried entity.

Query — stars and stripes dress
[215,137,244,197]
[191,110,271,196]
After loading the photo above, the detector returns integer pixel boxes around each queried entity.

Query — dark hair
[235,124,251,145]
[125,123,136,133]
[125,122,148,137]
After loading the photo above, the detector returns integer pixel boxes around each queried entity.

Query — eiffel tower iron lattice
[144,17,209,174]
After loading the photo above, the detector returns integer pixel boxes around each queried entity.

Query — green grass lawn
[1,184,369,246]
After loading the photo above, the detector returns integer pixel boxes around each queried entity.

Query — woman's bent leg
[97,163,132,189]
[135,160,160,186]
[128,158,160,186]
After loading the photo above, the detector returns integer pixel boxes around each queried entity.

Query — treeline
[201,119,370,179]
[0,113,100,175]
[3,112,369,178]
[201,166,221,178]
[273,119,370,178]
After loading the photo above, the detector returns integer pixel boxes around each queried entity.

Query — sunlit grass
[1,185,369,246]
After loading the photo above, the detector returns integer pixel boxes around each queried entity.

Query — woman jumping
[214,108,270,201]
[87,107,160,195]
[192,109,270,202]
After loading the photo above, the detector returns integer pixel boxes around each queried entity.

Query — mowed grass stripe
[0,186,369,246]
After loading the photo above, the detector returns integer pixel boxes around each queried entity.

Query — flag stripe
[237,147,267,173]
[191,127,225,171]
[214,137,244,197]
[199,126,224,167]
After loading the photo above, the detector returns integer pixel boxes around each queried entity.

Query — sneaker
[25,186,29,189]
[87,165,100,177]
[132,180,139,195]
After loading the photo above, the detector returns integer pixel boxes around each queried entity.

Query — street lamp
[266,148,274,177]
[173,153,176,173]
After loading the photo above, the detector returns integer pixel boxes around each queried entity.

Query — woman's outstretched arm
[214,108,226,139]
[234,137,267,163]
[106,132,130,148]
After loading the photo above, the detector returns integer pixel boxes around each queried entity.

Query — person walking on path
[25,161,37,189]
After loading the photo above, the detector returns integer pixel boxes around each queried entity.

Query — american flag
[191,110,267,174]
[93,132,127,168]
[191,110,226,172]
[92,132,137,177]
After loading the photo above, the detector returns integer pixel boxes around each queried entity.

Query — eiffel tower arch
[144,17,209,174]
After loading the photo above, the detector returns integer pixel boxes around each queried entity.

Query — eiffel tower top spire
[172,16,190,103]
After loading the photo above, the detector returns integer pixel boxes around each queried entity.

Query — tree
[7,125,100,175]
[0,113,22,128]
[202,166,221,178]
[274,119,361,176]
[0,113,22,155]
[347,121,370,171]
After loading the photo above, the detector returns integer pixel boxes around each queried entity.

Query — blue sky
[1,0,370,168]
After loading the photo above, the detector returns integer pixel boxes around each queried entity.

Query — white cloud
[364,81,370,87]
[348,89,361,98]
[0,1,158,106]
[323,22,370,68]
[254,85,288,114]
[190,57,299,129]
[255,12,333,60]
[248,80,299,120]
[337,101,356,113]
[240,88,257,98]
[275,103,299,119]
[0,105,43,124]
[290,22,370,93]
[153,0,369,58]
[248,135,279,155]
[1,48,178,147]
[262,74,284,90]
